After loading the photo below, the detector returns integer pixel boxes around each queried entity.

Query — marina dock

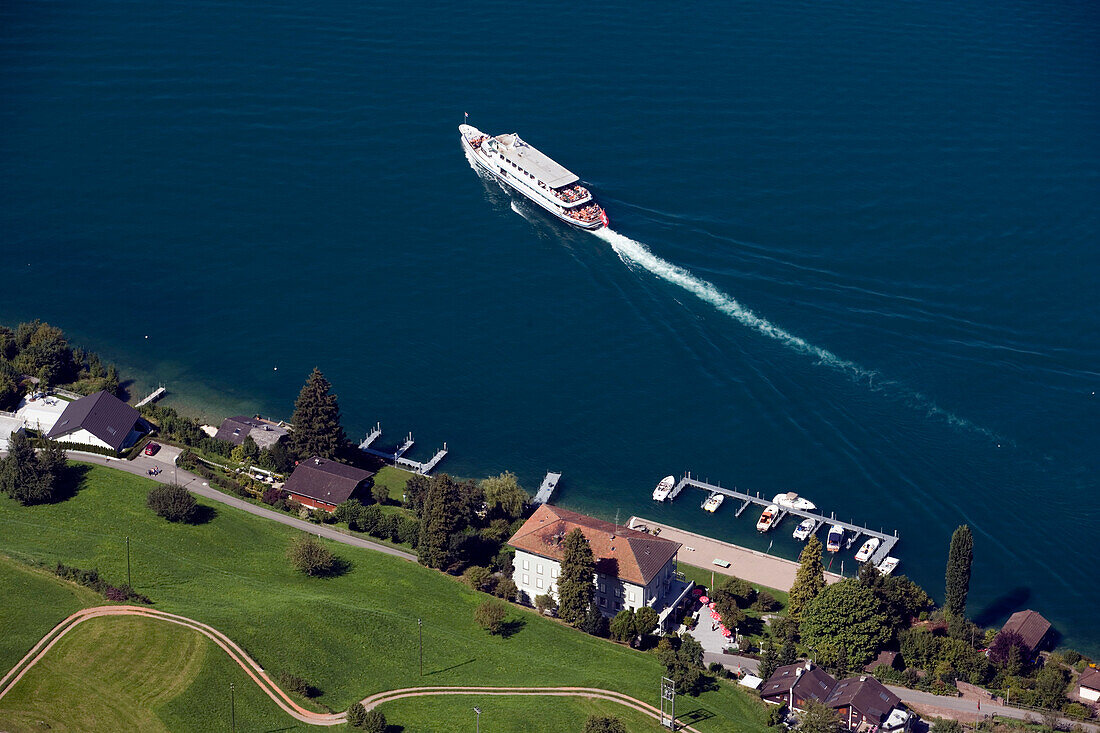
[358,423,448,475]
[668,473,900,566]
[629,516,843,591]
[533,471,562,505]
[135,385,166,408]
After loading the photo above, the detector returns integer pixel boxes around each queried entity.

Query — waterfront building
[282,456,374,512]
[45,390,149,453]
[215,415,288,449]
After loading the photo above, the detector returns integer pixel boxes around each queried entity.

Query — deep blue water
[2,0,1098,653]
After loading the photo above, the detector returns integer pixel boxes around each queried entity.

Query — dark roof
[215,415,287,449]
[1079,668,1100,692]
[761,663,838,705]
[865,651,899,673]
[46,391,144,451]
[507,504,681,586]
[1001,610,1052,652]
[826,676,901,723]
[282,457,374,506]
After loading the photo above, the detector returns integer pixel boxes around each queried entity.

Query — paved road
[887,685,1099,732]
[68,452,418,562]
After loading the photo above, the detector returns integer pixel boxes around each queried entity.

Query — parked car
[143,442,160,456]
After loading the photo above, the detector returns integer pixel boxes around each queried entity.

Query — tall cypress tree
[288,368,347,460]
[416,474,464,569]
[557,528,595,626]
[788,535,826,622]
[944,524,973,618]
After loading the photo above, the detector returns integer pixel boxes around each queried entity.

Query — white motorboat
[702,493,725,513]
[793,518,816,541]
[855,537,881,563]
[756,504,780,532]
[877,556,900,576]
[652,475,677,502]
[460,122,609,230]
[772,491,817,512]
[826,524,844,553]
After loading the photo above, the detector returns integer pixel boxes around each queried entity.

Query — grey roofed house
[760,662,838,708]
[46,390,147,452]
[825,675,903,725]
[282,456,375,509]
[215,415,288,450]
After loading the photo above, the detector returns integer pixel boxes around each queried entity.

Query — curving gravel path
[0,605,705,731]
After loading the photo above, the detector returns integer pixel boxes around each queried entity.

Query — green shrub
[583,715,627,733]
[346,701,367,728]
[1063,703,1090,720]
[146,484,198,523]
[493,577,517,602]
[361,709,386,733]
[287,535,338,577]
[462,565,492,592]
[475,600,507,635]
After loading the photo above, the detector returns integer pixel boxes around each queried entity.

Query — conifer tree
[945,525,973,618]
[788,535,826,622]
[288,368,347,460]
[557,528,595,626]
[416,474,464,569]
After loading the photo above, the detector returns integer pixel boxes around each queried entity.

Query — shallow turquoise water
[1,0,1097,652]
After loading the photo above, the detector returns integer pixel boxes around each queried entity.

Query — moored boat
[460,121,608,230]
[702,493,725,513]
[756,504,779,532]
[877,556,900,576]
[855,537,881,562]
[793,518,816,541]
[773,491,817,512]
[652,475,677,502]
[826,524,844,552]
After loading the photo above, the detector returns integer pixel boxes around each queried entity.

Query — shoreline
[629,516,843,592]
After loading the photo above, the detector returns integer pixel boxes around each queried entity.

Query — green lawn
[0,615,292,732]
[0,462,771,732]
[372,464,413,502]
[377,694,670,732]
[676,563,790,611]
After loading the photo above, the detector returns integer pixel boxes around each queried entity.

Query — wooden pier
[533,472,562,505]
[358,423,448,476]
[670,473,900,566]
[135,385,166,408]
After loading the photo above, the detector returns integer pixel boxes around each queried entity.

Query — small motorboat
[702,493,725,513]
[793,518,815,541]
[855,537,881,563]
[756,504,779,532]
[877,556,900,576]
[826,524,844,552]
[773,491,817,512]
[652,475,676,501]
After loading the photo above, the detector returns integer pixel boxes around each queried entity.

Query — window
[551,566,558,578]
[599,582,605,592]
[523,559,529,570]
[536,577,543,589]
[599,597,606,607]
[522,573,529,585]
[536,563,543,575]
[628,591,636,602]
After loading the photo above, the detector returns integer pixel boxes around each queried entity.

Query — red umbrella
[723,629,733,637]
[692,588,703,597]
[711,612,721,620]
[708,602,716,609]
[699,595,710,604]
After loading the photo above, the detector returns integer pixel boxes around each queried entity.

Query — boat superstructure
[793,518,815,541]
[652,475,678,502]
[773,492,816,512]
[460,122,608,230]
[756,504,779,532]
[827,524,845,552]
[702,493,724,513]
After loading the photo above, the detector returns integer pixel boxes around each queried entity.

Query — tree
[334,499,365,527]
[370,482,389,505]
[799,579,892,666]
[609,609,637,642]
[493,577,517,601]
[261,441,294,473]
[475,599,507,634]
[462,565,493,592]
[580,602,609,637]
[478,471,529,520]
[241,435,260,462]
[534,593,556,615]
[988,630,1029,672]
[13,322,74,386]
[557,528,595,625]
[287,535,338,576]
[346,702,367,728]
[0,431,62,505]
[931,719,963,733]
[1034,665,1069,710]
[361,709,386,733]
[416,474,466,569]
[634,606,659,637]
[656,636,705,696]
[788,536,826,622]
[759,642,779,682]
[147,484,198,523]
[798,700,844,733]
[583,715,627,733]
[678,632,704,668]
[288,368,347,460]
[944,525,973,619]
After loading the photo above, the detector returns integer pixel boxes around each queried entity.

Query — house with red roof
[281,456,374,512]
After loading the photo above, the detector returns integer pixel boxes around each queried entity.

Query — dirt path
[0,605,705,731]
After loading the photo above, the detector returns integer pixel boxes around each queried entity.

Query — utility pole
[660,676,676,729]
[418,618,423,676]
[126,536,131,588]
[473,706,481,733]
[230,682,236,733]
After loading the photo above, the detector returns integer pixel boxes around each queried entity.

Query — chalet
[761,662,912,732]
[1078,668,1100,703]
[999,610,1053,654]
[507,504,693,627]
[45,391,148,453]
[215,415,288,449]
[281,456,374,511]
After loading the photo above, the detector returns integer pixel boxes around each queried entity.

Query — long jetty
[533,472,561,505]
[358,422,448,476]
[135,385,166,408]
[670,473,899,566]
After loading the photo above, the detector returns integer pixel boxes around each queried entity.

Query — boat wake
[591,227,997,439]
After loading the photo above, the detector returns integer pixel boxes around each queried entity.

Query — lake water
[2,0,1097,653]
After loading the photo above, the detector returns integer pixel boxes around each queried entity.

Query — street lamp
[473,706,481,733]
[230,682,236,733]
[418,618,423,677]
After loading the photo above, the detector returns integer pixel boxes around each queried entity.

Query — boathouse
[282,457,374,512]
[999,609,1053,654]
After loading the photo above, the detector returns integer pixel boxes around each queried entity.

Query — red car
[144,442,160,456]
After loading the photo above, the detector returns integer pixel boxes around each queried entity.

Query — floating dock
[668,473,900,566]
[135,386,166,408]
[358,423,448,476]
[533,472,562,505]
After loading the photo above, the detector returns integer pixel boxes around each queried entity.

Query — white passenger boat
[826,524,844,553]
[756,504,780,532]
[652,475,677,502]
[855,537,881,563]
[793,518,815,541]
[460,121,608,230]
[877,556,900,576]
[702,493,725,513]
[772,492,816,512]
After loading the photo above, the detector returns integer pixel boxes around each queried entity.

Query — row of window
[497,153,543,186]
[521,558,559,578]
[520,573,554,591]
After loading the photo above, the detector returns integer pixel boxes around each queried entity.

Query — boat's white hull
[653,475,677,502]
[793,518,815,541]
[827,525,844,552]
[773,492,816,512]
[756,504,779,532]
[855,538,881,563]
[877,557,899,576]
[460,125,606,231]
[703,494,724,513]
